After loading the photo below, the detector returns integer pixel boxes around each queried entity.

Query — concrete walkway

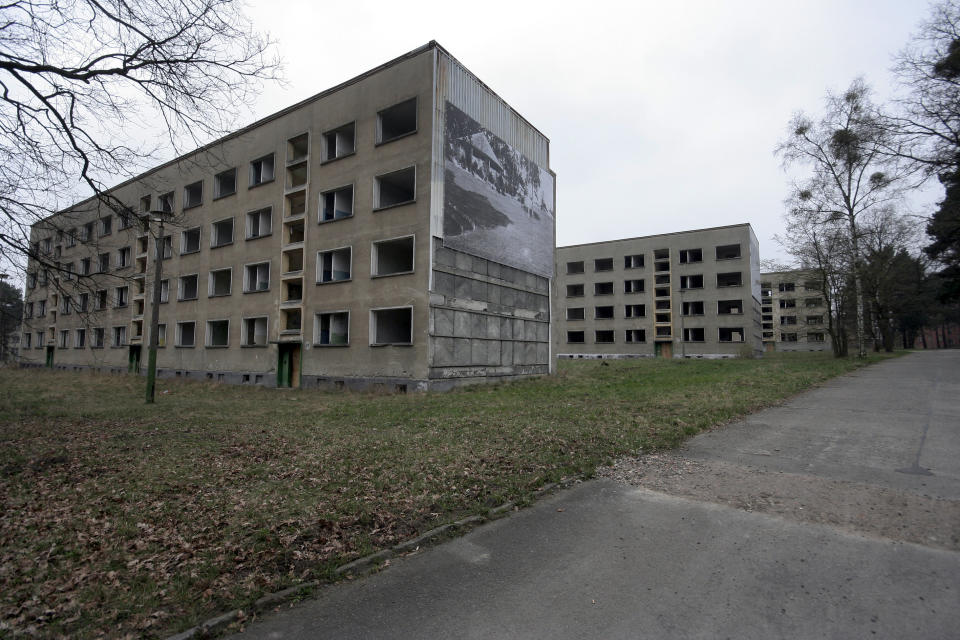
[232,351,960,639]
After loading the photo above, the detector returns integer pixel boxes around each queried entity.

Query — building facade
[20,42,556,390]
[554,224,762,359]
[759,270,830,352]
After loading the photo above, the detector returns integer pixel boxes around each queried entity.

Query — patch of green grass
[0,352,898,637]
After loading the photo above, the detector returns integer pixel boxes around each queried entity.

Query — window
[242,317,268,347]
[97,253,110,273]
[211,218,234,248]
[595,306,614,319]
[370,307,412,345]
[37,299,47,316]
[159,279,169,303]
[781,316,797,325]
[22,333,31,349]
[718,327,744,343]
[214,169,236,199]
[94,290,107,310]
[566,261,584,274]
[374,166,416,209]
[118,211,133,230]
[718,299,743,315]
[808,332,825,342]
[246,207,272,239]
[567,330,585,343]
[624,254,644,269]
[566,307,585,321]
[320,185,354,222]
[206,320,229,347]
[115,286,128,307]
[180,180,202,209]
[58,330,70,348]
[595,330,615,343]
[182,227,201,254]
[244,262,270,292]
[371,236,414,277]
[804,281,820,291]
[66,229,77,248]
[625,329,646,343]
[60,296,71,315]
[24,302,33,318]
[595,258,614,272]
[75,328,85,348]
[317,247,352,283]
[377,97,417,143]
[82,221,95,241]
[155,324,166,347]
[679,274,703,289]
[717,272,742,287]
[778,282,795,292]
[209,268,232,296]
[567,284,584,297]
[63,262,74,280]
[781,332,798,342]
[112,326,126,347]
[116,246,131,268]
[35,331,45,348]
[26,272,37,288]
[179,274,199,300]
[79,257,90,276]
[162,235,173,259]
[716,244,741,260]
[100,216,112,236]
[92,328,105,348]
[624,279,644,293]
[250,153,275,186]
[177,321,196,347]
[594,282,614,296]
[679,248,703,264]
[40,237,52,254]
[315,311,349,346]
[322,123,355,161]
[139,195,152,213]
[806,315,823,325]
[805,297,823,308]
[683,328,705,342]
[625,304,645,318]
[682,301,704,316]
[779,299,796,309]
[158,191,174,213]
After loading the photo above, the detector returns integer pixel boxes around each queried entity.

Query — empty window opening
[98,253,110,273]
[806,315,823,325]
[206,320,229,347]
[566,307,585,321]
[595,306,614,319]
[567,330,585,343]
[594,282,614,296]
[779,298,796,309]
[567,284,584,297]
[59,330,69,348]
[95,290,107,310]
[778,282,795,292]
[137,235,148,254]
[718,299,743,315]
[182,227,201,254]
[680,274,703,289]
[100,216,112,236]
[115,286,128,307]
[288,133,309,163]
[211,218,234,248]
[781,316,797,325]
[286,190,306,217]
[803,280,820,291]
[717,272,742,287]
[136,256,146,274]
[566,261,585,274]
[282,308,302,332]
[371,307,413,345]
[682,301,704,316]
[321,185,354,222]
[209,268,232,296]
[214,169,236,199]
[595,330,615,344]
[117,247,131,268]
[372,236,414,276]
[625,329,646,343]
[655,312,671,323]
[287,161,308,189]
[625,304,645,318]
[139,195,151,213]
[716,244,741,260]
[318,247,352,282]
[184,181,203,209]
[805,297,823,308]
[112,326,126,347]
[283,248,303,273]
[179,274,199,300]
[719,327,744,343]
[653,249,669,260]
[159,279,169,303]
[119,212,134,229]
[624,254,644,269]
[654,260,670,273]
[250,154,275,186]
[132,320,143,338]
[283,280,302,302]
[135,299,144,315]
[75,328,85,348]
[624,279,644,293]
[286,219,305,244]
[244,262,270,292]
[378,98,417,143]
[594,258,614,272]
[807,332,825,342]
[323,123,355,161]
[316,311,349,345]
[375,167,416,209]
[243,317,268,347]
[683,328,705,342]
[782,332,798,342]
[679,248,703,264]
[763,331,774,339]
[158,191,174,213]
[246,207,272,239]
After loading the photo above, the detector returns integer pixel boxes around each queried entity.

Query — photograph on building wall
[442,102,555,278]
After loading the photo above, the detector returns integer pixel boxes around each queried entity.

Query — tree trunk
[848,215,866,358]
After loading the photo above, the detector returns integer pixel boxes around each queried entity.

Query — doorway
[128,345,142,374]
[655,342,673,359]
[45,346,54,368]
[277,343,301,388]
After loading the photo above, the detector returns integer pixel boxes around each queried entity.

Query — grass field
[0,352,898,638]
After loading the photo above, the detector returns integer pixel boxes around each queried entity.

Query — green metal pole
[145,218,164,404]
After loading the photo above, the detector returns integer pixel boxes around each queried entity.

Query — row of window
[762,297,824,310]
[25,306,413,350]
[564,299,744,321]
[565,244,742,275]
[762,332,826,342]
[566,327,746,344]
[760,280,820,296]
[761,315,823,327]
[565,272,743,297]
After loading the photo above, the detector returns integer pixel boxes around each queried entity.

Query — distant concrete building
[760,270,830,352]
[19,42,556,390]
[554,224,762,359]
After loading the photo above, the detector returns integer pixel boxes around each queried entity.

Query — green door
[45,346,54,368]
[128,345,142,374]
[277,345,291,388]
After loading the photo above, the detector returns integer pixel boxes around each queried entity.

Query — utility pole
[140,210,172,404]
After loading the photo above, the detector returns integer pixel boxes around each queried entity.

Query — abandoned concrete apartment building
[553,224,764,359]
[19,42,557,390]
[760,269,831,352]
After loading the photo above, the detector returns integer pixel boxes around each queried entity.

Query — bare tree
[0,0,280,280]
[776,79,910,358]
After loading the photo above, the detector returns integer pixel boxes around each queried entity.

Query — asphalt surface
[232,351,960,640]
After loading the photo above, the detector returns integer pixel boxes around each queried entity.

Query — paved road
[233,351,960,639]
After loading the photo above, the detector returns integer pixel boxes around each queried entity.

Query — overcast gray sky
[242,0,936,263]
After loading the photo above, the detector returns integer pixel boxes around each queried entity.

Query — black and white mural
[443,102,555,278]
